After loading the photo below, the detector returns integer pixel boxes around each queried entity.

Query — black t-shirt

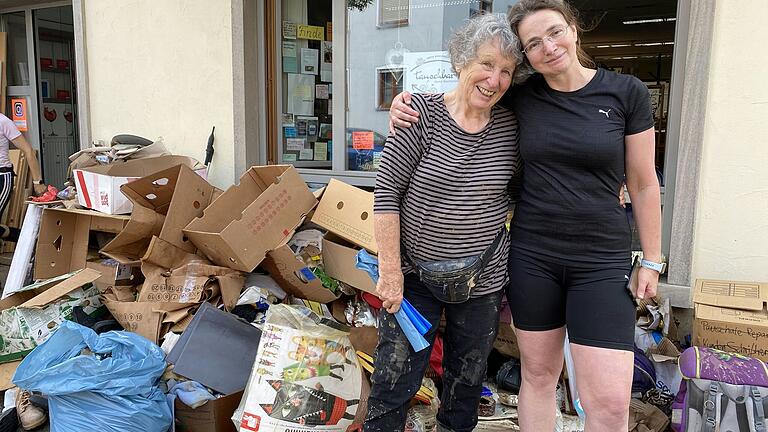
[501,68,654,264]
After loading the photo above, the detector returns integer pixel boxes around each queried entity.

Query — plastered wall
[691,0,768,282]
[82,0,237,188]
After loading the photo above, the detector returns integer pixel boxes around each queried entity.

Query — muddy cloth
[364,274,503,432]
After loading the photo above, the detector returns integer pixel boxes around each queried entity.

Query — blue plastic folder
[355,249,431,352]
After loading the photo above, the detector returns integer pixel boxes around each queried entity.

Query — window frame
[375,66,403,111]
[377,0,409,29]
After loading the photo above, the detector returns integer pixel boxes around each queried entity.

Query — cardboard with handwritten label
[692,278,768,361]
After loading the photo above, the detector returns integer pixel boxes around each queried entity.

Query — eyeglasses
[522,26,569,55]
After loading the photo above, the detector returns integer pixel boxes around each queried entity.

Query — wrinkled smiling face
[518,9,579,77]
[456,38,516,112]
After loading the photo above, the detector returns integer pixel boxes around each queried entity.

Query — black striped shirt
[374,93,521,296]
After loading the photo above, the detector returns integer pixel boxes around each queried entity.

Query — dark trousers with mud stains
[363,274,503,432]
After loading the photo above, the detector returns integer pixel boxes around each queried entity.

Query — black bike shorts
[506,247,635,351]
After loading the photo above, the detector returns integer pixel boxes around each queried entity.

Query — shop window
[278,0,333,168]
[376,67,403,110]
[378,0,409,28]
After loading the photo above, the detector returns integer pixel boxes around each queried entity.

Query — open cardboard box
[322,234,377,295]
[692,278,768,361]
[261,241,338,304]
[101,164,219,264]
[73,155,207,214]
[311,179,377,253]
[184,165,317,272]
[34,207,129,280]
[174,391,244,432]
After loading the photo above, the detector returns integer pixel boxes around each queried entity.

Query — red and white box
[74,155,207,215]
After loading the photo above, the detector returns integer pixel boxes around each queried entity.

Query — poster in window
[299,148,314,160]
[282,21,297,39]
[297,24,324,41]
[316,85,330,99]
[319,123,332,140]
[314,142,328,161]
[300,48,319,75]
[282,113,295,127]
[321,42,333,82]
[645,84,664,120]
[286,138,305,151]
[287,73,314,115]
[297,116,319,142]
[402,51,458,94]
[352,131,374,150]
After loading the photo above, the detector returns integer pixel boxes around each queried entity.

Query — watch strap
[640,258,666,274]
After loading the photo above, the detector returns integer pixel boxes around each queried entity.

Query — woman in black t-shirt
[389,1,662,430]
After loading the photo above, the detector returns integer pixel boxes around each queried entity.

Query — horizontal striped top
[374,93,521,296]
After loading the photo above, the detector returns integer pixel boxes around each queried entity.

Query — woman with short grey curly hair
[364,12,523,432]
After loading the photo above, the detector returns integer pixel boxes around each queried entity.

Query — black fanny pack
[403,228,505,303]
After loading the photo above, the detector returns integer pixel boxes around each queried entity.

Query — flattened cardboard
[103,298,193,344]
[261,244,338,303]
[20,268,101,308]
[693,279,768,312]
[101,164,218,264]
[174,390,243,432]
[0,361,21,391]
[86,259,142,288]
[74,155,206,214]
[184,165,317,272]
[34,208,129,280]
[349,326,378,357]
[310,179,377,253]
[139,262,244,311]
[323,234,377,294]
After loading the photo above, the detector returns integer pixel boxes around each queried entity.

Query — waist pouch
[403,228,504,303]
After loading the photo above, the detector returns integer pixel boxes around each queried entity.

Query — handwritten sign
[297,24,324,41]
[352,131,374,150]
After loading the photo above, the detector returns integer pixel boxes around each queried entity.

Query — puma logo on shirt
[598,109,612,118]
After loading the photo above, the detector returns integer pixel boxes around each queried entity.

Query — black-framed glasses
[522,26,569,55]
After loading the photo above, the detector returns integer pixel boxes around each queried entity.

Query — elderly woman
[364,13,522,432]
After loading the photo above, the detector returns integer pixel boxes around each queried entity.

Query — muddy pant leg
[437,290,504,432]
[364,276,442,432]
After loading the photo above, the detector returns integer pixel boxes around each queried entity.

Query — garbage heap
[0,141,690,432]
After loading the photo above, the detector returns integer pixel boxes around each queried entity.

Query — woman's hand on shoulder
[377,270,405,313]
[388,91,420,134]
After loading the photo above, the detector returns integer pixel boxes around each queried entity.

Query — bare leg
[515,326,566,431]
[571,343,633,432]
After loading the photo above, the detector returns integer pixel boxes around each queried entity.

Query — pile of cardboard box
[692,278,768,362]
[0,152,393,431]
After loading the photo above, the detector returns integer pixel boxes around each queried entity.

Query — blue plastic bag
[13,321,172,432]
[355,249,431,352]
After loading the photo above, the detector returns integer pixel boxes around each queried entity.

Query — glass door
[34,5,78,190]
[1,10,40,151]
